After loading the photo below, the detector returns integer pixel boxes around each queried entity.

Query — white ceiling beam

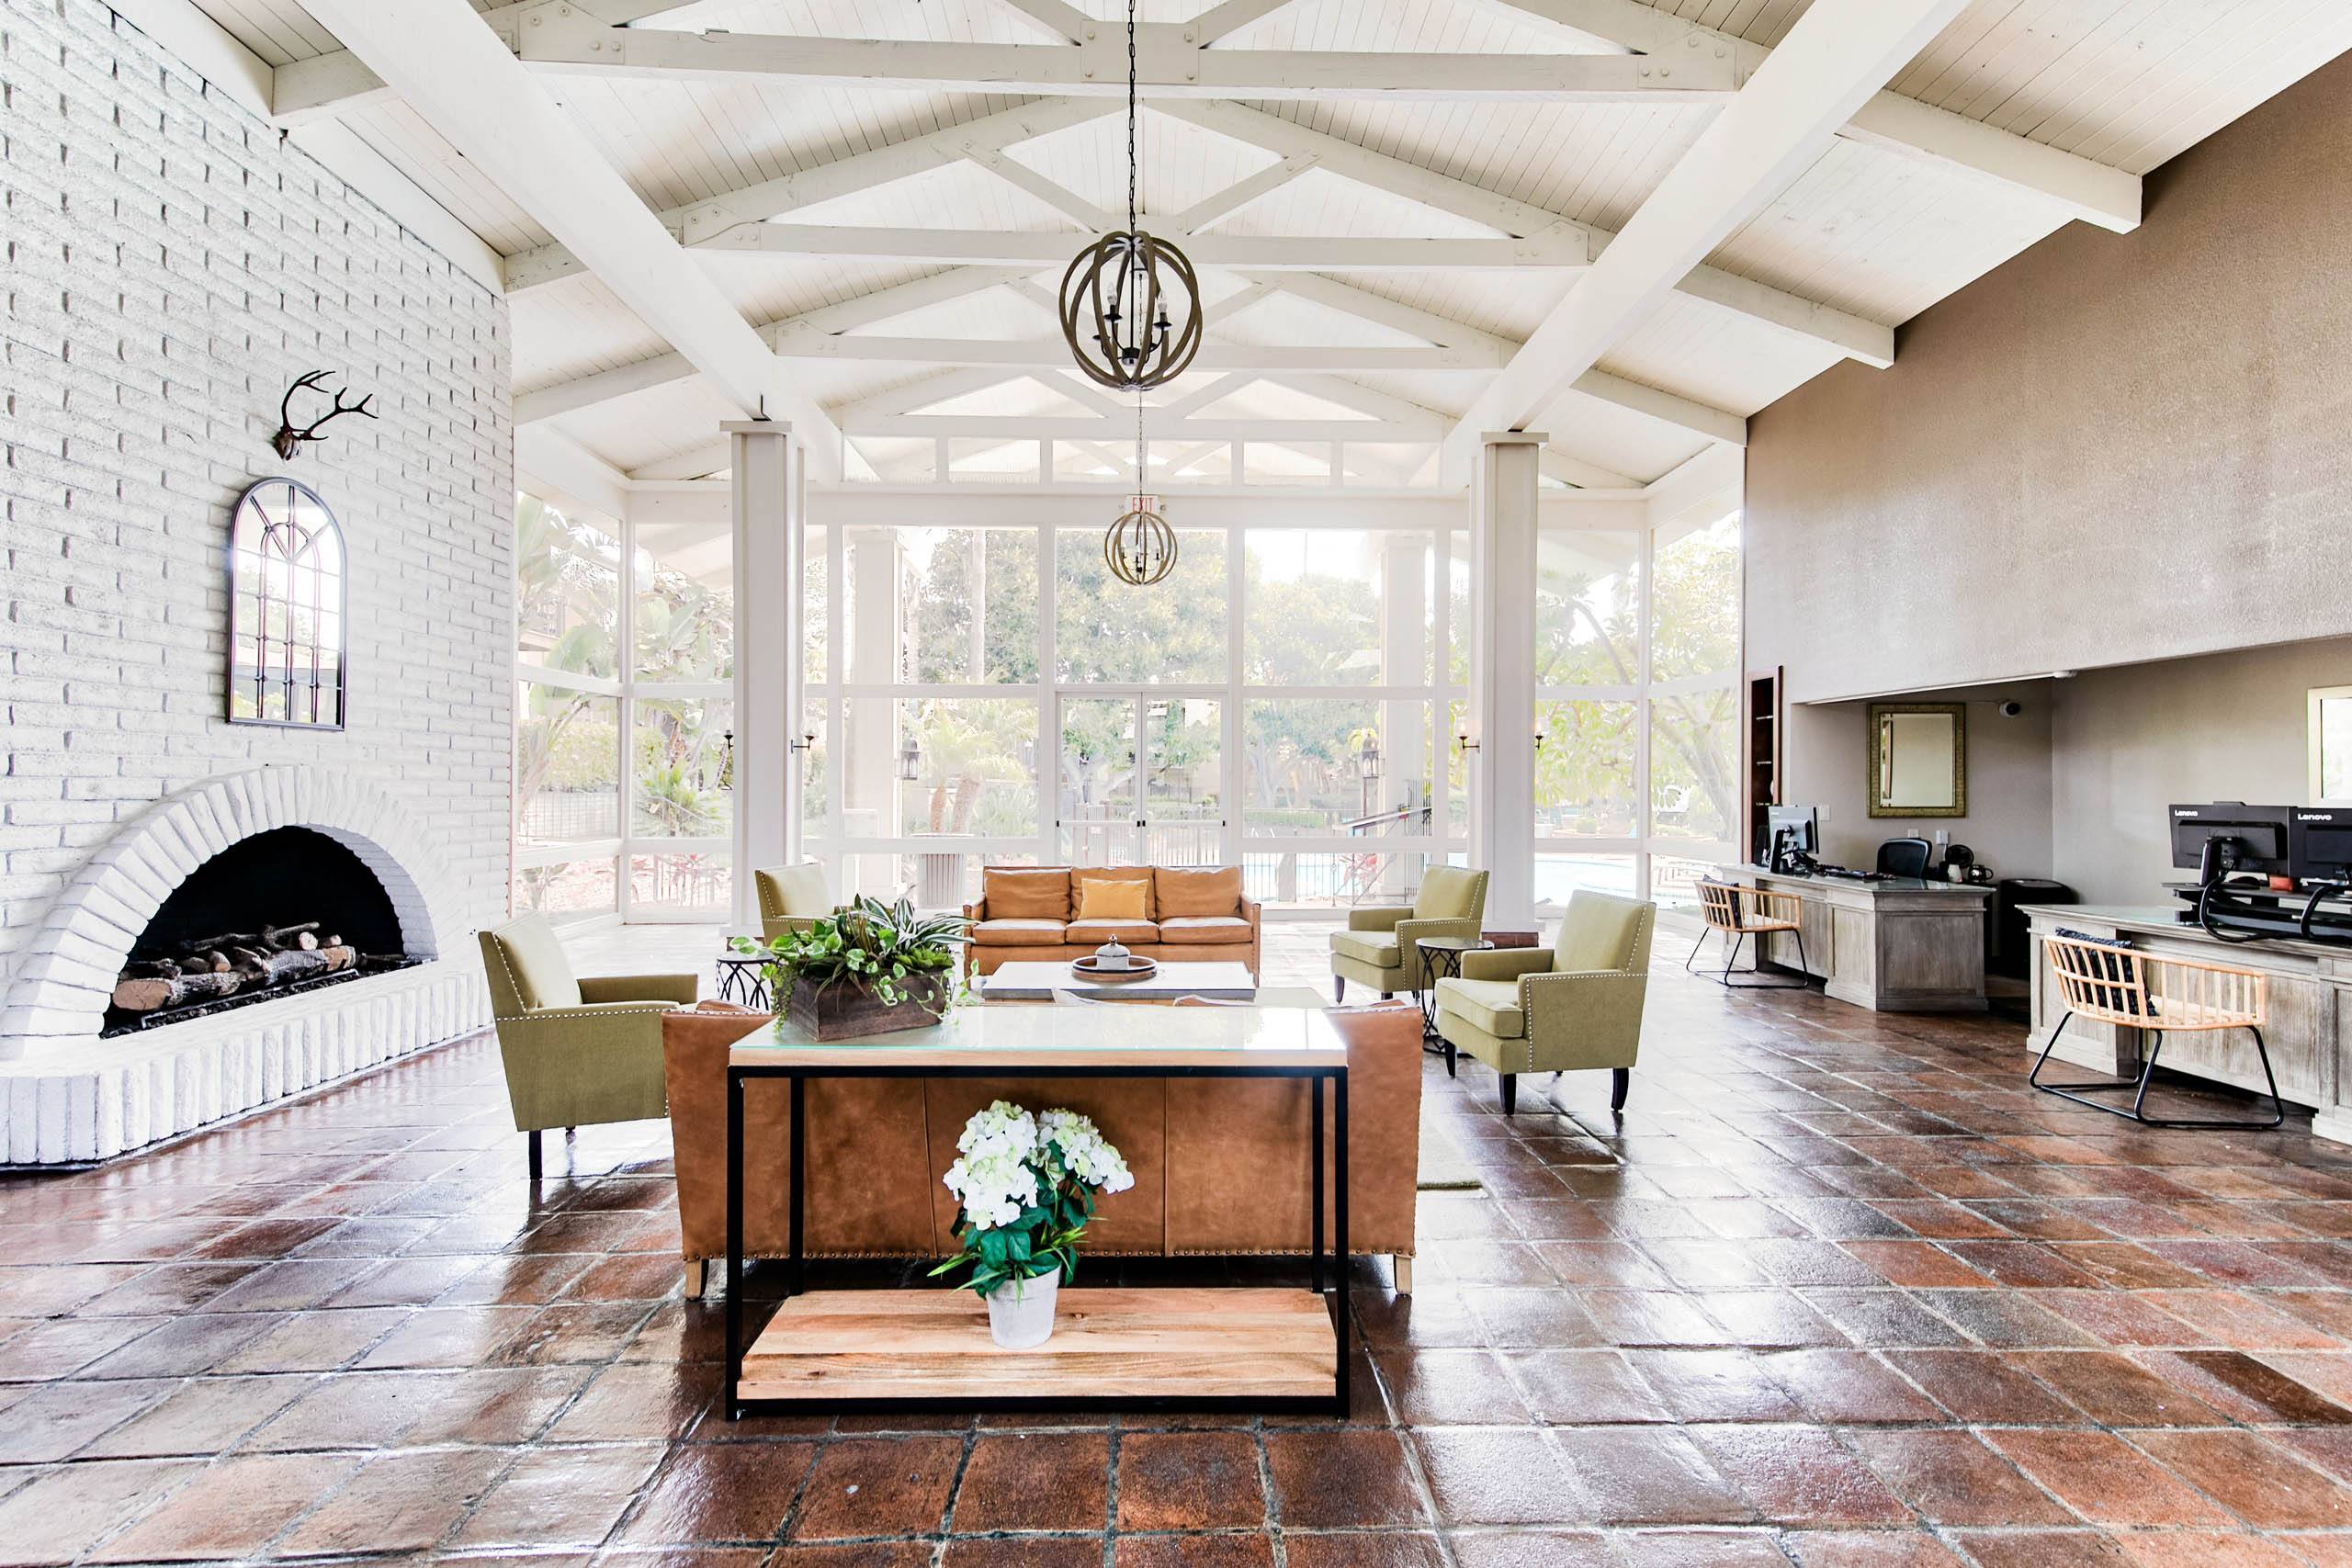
[1039,369,1128,417]
[1563,369,1746,448]
[850,415,1440,441]
[1482,0,2139,232]
[299,0,841,476]
[1172,152,1318,232]
[1542,449,1643,491]
[1164,373,1258,418]
[272,0,701,124]
[1443,0,1968,480]
[511,18,1738,102]
[990,0,1093,45]
[631,441,735,482]
[772,338,1510,371]
[505,97,1112,292]
[961,146,1114,231]
[1188,0,1308,45]
[694,226,1587,271]
[1240,271,1515,355]
[1161,100,1893,367]
[848,367,1031,422]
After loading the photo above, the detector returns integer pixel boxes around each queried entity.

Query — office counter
[2022,904,2351,1145]
[1718,865,1991,1012]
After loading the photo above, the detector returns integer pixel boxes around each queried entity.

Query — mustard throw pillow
[1074,878,1148,922]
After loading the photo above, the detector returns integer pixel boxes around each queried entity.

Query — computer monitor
[2291,807,2352,882]
[1762,804,1820,863]
[2168,803,2290,883]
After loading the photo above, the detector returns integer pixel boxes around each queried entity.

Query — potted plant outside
[930,1100,1135,1348]
[731,894,968,1041]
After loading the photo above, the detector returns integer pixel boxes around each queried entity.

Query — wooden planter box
[786,971,952,1041]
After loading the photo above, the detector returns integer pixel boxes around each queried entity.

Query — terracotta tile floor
[5,922,2352,1564]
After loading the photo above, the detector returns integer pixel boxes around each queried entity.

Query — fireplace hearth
[102,827,421,1037]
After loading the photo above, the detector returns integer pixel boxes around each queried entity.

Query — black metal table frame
[726,1059,1349,1419]
[1415,938,1492,1076]
[714,954,773,1009]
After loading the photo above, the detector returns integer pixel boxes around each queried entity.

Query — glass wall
[512,495,737,923]
[1534,509,1742,921]
[801,519,1463,910]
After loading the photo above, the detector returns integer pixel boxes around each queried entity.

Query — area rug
[1417,1109,1483,1190]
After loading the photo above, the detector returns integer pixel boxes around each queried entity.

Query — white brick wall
[0,0,515,1007]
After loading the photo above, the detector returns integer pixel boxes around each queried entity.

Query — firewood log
[111,969,243,1012]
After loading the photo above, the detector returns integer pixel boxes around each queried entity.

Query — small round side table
[1415,935,1493,1077]
[715,953,774,1009]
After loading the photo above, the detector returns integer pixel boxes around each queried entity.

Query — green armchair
[1329,866,1490,1004]
[753,862,834,941]
[1434,889,1655,1116]
[479,912,697,1179]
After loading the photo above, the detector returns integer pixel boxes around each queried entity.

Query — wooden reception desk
[1716,865,1992,1012]
[2021,904,2352,1145]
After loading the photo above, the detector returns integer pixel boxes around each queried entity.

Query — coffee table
[979,959,1258,1002]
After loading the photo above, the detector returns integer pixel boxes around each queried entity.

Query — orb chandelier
[1059,0,1202,391]
[1105,493,1177,587]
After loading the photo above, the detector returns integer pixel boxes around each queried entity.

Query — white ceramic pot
[985,1268,1060,1349]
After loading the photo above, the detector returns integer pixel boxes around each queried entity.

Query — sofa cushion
[1156,865,1244,919]
[485,913,581,1011]
[1158,916,1252,945]
[1066,919,1159,945]
[1329,929,1403,968]
[1436,976,1524,1038]
[1073,866,1155,921]
[983,867,1070,921]
[1074,877,1148,922]
[972,918,1069,947]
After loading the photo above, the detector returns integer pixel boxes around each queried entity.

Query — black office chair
[1876,838,1933,878]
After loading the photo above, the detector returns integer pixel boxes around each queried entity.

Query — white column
[1380,532,1429,897]
[1471,432,1545,928]
[845,528,901,898]
[727,420,801,928]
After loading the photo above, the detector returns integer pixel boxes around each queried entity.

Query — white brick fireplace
[1,2,514,1161]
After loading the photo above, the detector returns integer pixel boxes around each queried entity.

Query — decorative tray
[1070,954,1159,980]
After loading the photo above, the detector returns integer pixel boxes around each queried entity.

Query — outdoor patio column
[1381,531,1429,899]
[1471,431,1545,928]
[727,420,802,929]
[844,527,902,899]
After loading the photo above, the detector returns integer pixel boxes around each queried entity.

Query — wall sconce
[1454,719,1479,753]
[896,735,922,782]
[789,730,816,753]
[1532,716,1548,752]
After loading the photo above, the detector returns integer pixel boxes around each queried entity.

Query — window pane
[634,519,732,681]
[629,852,731,918]
[1159,441,1231,484]
[800,700,829,836]
[1059,696,1136,864]
[1057,528,1227,682]
[514,856,616,924]
[1245,529,1431,687]
[898,698,1040,838]
[1650,685,1738,844]
[905,528,1039,684]
[1242,442,1329,486]
[1535,852,1636,919]
[1536,699,1636,839]
[1246,849,1429,910]
[899,851,1040,912]
[1245,698,1395,837]
[517,688,618,848]
[1537,530,1640,687]
[1651,511,1741,681]
[633,697,734,839]
[1446,530,1469,687]
[804,526,829,682]
[514,494,618,676]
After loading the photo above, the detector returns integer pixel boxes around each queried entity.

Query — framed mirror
[1868,703,1965,818]
[2310,687,2352,805]
[227,476,347,729]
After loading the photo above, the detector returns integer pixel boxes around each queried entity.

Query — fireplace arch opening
[104,826,420,1035]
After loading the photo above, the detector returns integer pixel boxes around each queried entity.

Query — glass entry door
[1057,694,1226,866]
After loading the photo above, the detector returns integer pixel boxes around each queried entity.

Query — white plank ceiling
[184,0,2352,487]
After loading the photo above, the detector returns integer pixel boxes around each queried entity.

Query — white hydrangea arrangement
[932,1100,1134,1300]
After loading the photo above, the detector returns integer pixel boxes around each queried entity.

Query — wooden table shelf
[741,1287,1338,1404]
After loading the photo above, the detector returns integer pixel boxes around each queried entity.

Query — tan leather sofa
[661,1000,1422,1293]
[961,865,1261,979]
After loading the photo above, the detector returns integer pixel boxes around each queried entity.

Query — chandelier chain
[1126,0,1139,235]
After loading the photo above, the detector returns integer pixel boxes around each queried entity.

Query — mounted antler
[272,370,379,459]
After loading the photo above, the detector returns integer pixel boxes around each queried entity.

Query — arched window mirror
[227,477,348,728]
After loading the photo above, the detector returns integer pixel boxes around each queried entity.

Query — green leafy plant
[729,893,969,1012]
[927,1102,1134,1300]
